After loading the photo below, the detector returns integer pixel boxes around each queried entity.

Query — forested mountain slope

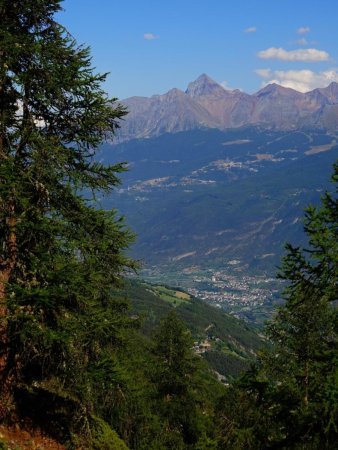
[101,127,338,272]
[118,279,265,379]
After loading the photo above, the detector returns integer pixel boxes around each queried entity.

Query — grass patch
[149,285,191,306]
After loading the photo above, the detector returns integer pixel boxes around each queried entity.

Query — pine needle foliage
[216,162,338,449]
[0,0,135,442]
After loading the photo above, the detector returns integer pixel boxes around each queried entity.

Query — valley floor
[140,264,283,325]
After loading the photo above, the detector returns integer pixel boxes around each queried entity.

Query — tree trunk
[0,200,17,420]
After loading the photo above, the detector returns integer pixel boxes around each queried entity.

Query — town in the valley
[141,261,283,325]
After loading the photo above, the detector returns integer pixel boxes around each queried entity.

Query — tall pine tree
[216,162,338,449]
[0,0,135,443]
[150,311,215,449]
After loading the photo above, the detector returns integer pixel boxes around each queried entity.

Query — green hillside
[118,279,265,380]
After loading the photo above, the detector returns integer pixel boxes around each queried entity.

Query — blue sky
[59,0,338,99]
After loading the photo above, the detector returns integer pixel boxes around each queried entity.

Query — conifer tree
[0,0,134,441]
[216,162,338,449]
[262,162,338,447]
[151,311,205,448]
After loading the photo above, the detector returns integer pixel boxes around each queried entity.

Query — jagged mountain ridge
[117,74,338,142]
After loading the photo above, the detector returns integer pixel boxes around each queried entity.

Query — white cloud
[255,69,272,78]
[244,26,257,33]
[255,68,338,92]
[297,26,310,35]
[143,33,159,40]
[258,47,329,62]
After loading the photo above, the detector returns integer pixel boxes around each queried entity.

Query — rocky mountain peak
[117,77,338,142]
[186,73,226,97]
[165,87,185,98]
[255,83,300,98]
[317,82,338,102]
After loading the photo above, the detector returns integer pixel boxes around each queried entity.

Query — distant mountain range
[116,74,338,142]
